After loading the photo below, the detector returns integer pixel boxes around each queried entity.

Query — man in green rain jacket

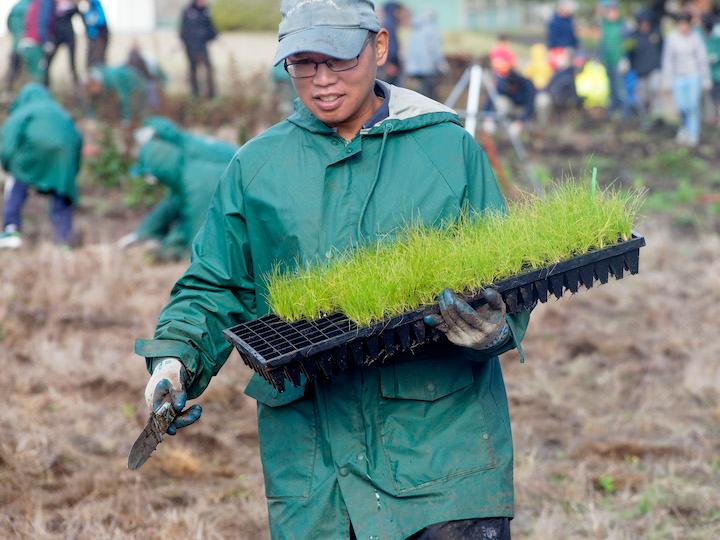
[120,117,237,259]
[137,1,532,538]
[1,83,82,248]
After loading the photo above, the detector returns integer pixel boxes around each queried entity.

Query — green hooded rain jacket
[133,117,237,255]
[1,84,82,203]
[136,85,531,540]
[96,65,147,122]
[8,0,32,52]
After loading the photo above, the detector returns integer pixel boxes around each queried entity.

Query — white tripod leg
[465,65,483,137]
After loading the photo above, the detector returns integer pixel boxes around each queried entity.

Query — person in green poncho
[119,117,237,260]
[0,83,82,249]
[86,60,154,125]
[599,0,627,116]
[5,0,32,92]
[136,1,533,538]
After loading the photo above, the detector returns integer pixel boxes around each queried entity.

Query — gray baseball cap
[273,0,381,66]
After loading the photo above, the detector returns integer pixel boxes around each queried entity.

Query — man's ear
[374,29,389,67]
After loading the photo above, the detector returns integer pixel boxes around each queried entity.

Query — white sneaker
[0,230,22,249]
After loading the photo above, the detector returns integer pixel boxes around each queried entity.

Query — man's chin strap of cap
[356,123,392,242]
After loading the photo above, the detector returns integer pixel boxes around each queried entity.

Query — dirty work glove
[424,288,510,351]
[144,358,202,435]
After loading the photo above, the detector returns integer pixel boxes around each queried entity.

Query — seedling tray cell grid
[225,233,646,392]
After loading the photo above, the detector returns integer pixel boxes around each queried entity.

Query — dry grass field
[1,196,719,539]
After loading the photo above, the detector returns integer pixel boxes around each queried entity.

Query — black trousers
[45,18,79,87]
[186,46,216,99]
[350,518,511,540]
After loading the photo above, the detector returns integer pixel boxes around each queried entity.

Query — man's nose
[312,62,338,86]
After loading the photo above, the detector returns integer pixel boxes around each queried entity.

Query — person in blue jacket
[80,0,110,69]
[547,0,579,50]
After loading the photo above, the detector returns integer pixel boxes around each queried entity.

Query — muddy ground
[1,110,720,540]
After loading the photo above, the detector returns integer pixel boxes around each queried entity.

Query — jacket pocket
[378,353,497,493]
[245,374,317,500]
[244,373,306,408]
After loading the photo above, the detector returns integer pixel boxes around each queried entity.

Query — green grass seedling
[266,182,644,326]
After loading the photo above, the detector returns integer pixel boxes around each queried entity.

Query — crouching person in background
[0,84,82,249]
[118,117,237,260]
[484,42,538,136]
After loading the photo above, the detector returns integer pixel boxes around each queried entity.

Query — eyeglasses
[284,34,373,79]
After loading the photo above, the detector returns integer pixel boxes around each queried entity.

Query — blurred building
[401,0,550,32]
[0,0,157,35]
[100,0,156,32]
[155,0,184,29]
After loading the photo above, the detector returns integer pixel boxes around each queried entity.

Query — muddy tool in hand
[128,402,176,470]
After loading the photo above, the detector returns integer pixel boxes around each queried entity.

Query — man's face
[288,31,389,129]
[606,7,619,21]
[195,0,207,7]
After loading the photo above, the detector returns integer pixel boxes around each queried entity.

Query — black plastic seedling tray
[225,233,646,392]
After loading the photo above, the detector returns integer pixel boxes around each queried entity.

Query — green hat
[273,0,381,66]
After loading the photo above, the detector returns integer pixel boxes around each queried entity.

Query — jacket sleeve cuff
[461,310,529,363]
[135,338,201,382]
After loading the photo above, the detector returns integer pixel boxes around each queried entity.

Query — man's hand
[424,288,510,351]
[144,358,202,435]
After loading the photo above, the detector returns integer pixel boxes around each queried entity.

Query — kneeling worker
[120,117,237,260]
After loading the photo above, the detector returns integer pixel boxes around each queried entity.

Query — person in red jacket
[19,0,54,82]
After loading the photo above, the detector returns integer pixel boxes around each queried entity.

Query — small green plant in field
[85,125,131,188]
[121,403,136,419]
[597,474,616,495]
[639,147,710,184]
[644,178,708,212]
[123,177,164,209]
[267,181,644,326]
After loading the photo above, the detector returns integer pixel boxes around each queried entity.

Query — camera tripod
[445,63,541,195]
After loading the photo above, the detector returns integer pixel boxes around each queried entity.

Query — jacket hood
[10,83,53,113]
[143,116,184,145]
[287,83,460,136]
[135,139,183,189]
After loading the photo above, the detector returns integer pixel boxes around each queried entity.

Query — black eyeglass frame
[283,33,374,79]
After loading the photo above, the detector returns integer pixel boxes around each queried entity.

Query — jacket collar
[287,81,461,137]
